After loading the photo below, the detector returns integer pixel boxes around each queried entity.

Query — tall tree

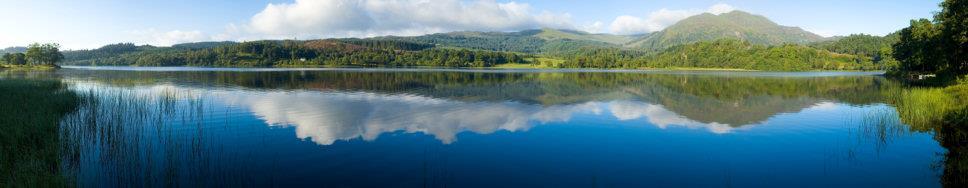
[938,0,967,72]
[25,43,64,66]
[893,19,944,72]
[893,0,968,75]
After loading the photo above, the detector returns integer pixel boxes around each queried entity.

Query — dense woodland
[60,40,525,67]
[49,37,885,71]
[1,43,63,66]
[889,0,967,82]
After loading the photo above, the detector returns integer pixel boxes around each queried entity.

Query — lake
[2,67,951,187]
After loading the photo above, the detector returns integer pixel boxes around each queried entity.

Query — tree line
[539,39,878,71]
[59,38,882,71]
[891,0,967,79]
[1,43,63,66]
[63,40,526,67]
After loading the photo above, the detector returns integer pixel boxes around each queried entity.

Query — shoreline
[0,65,60,71]
[56,65,886,74]
[57,65,887,77]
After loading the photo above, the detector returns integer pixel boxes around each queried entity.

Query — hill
[380,28,638,54]
[1,47,27,54]
[809,33,900,64]
[629,11,826,50]
[52,10,886,71]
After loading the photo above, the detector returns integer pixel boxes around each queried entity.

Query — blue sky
[0,0,942,49]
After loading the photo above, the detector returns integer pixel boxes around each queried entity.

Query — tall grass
[59,85,258,187]
[880,80,968,187]
[882,82,968,130]
[0,79,80,187]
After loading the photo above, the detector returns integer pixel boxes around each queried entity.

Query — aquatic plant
[0,79,79,187]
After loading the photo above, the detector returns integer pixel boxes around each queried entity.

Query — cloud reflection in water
[222,90,741,145]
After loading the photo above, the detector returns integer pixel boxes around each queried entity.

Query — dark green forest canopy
[890,0,967,80]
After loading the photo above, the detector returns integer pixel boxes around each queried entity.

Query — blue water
[43,67,943,187]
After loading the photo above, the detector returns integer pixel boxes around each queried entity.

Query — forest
[56,37,886,71]
[61,40,525,68]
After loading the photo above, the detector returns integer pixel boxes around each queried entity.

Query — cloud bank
[246,0,574,38]
[126,2,740,46]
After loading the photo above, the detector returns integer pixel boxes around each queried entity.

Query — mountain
[1,47,27,54]
[533,29,641,45]
[629,11,826,50]
[56,10,884,71]
[379,28,640,54]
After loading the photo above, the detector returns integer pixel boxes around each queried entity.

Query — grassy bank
[886,78,968,129]
[0,79,79,187]
[0,64,60,71]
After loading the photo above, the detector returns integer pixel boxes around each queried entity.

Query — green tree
[893,19,944,72]
[2,53,27,65]
[893,0,968,76]
[937,0,967,73]
[25,43,64,66]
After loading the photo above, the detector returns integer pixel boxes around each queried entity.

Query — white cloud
[609,101,739,134]
[577,21,606,33]
[218,89,746,145]
[221,91,599,145]
[123,2,742,45]
[154,30,207,46]
[127,29,209,46]
[607,3,738,34]
[245,0,575,39]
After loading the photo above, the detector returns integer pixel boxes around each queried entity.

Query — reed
[0,79,79,187]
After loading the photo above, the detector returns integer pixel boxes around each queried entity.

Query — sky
[0,0,943,49]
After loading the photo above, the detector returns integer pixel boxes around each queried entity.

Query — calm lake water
[6,67,950,187]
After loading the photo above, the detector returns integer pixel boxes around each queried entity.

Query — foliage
[59,37,878,71]
[810,33,900,68]
[2,53,27,65]
[892,0,968,77]
[383,29,630,54]
[893,19,946,73]
[63,40,526,67]
[644,39,873,71]
[382,30,549,53]
[552,47,649,68]
[938,0,968,73]
[24,43,64,66]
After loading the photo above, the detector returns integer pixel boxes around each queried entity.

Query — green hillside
[630,11,826,50]
[810,33,900,64]
[533,28,641,45]
[380,29,634,54]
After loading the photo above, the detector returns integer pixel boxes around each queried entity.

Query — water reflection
[9,68,954,187]
[222,90,755,145]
